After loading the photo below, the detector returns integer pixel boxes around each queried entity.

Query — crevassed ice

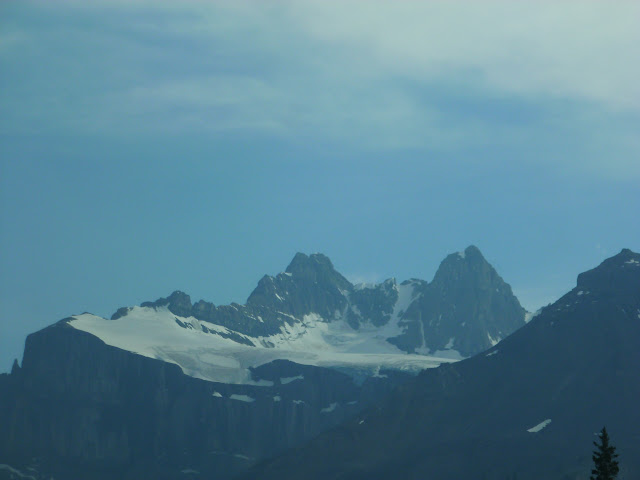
[69,299,458,386]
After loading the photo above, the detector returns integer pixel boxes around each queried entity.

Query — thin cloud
[1,1,639,179]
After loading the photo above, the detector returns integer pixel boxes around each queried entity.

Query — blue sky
[1,1,639,371]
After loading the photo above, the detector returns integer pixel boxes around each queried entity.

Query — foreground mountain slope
[243,248,640,480]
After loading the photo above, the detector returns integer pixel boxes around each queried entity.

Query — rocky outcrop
[389,245,525,356]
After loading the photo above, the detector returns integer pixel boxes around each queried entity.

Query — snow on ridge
[524,310,542,323]
[527,419,552,433]
[487,333,501,347]
[457,251,466,259]
[68,302,459,386]
[280,374,304,385]
[229,394,255,403]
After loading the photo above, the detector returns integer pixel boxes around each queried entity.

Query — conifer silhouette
[591,427,619,480]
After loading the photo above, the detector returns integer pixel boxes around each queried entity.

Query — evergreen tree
[591,426,619,480]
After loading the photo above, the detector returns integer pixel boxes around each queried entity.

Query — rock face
[389,245,526,356]
[0,322,412,480]
[243,249,640,480]
[0,247,526,480]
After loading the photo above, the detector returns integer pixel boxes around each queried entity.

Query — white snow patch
[524,310,541,323]
[229,394,255,403]
[283,272,292,276]
[212,391,223,398]
[445,337,455,349]
[527,419,552,433]
[280,375,304,385]
[358,420,365,424]
[320,402,338,413]
[68,304,458,386]
[293,400,305,405]
[430,349,465,361]
[625,259,639,265]
[347,400,357,405]
[486,350,498,357]
[274,293,284,302]
[457,251,466,259]
[372,365,388,378]
[273,395,281,402]
[0,465,36,480]
[181,469,199,475]
[487,333,501,347]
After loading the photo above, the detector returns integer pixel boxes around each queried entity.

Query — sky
[1,1,639,372]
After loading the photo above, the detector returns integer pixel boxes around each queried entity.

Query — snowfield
[69,300,458,385]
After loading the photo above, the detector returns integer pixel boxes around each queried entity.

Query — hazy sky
[1,1,639,371]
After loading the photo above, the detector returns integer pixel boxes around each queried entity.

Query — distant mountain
[389,245,525,356]
[243,248,640,480]
[0,247,526,480]
[91,247,526,384]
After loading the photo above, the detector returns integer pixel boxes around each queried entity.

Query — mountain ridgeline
[0,246,528,480]
[113,246,526,358]
[243,248,640,480]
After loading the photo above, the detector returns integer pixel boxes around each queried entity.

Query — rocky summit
[101,246,526,382]
[0,247,527,480]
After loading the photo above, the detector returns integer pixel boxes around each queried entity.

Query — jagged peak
[285,252,336,274]
[453,245,485,261]
[432,245,493,283]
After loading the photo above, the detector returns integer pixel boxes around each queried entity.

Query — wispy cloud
[1,1,639,178]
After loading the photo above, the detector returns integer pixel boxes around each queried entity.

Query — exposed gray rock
[389,245,525,356]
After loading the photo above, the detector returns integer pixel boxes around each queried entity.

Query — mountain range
[5,247,637,479]
[0,246,526,480]
[243,248,640,480]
